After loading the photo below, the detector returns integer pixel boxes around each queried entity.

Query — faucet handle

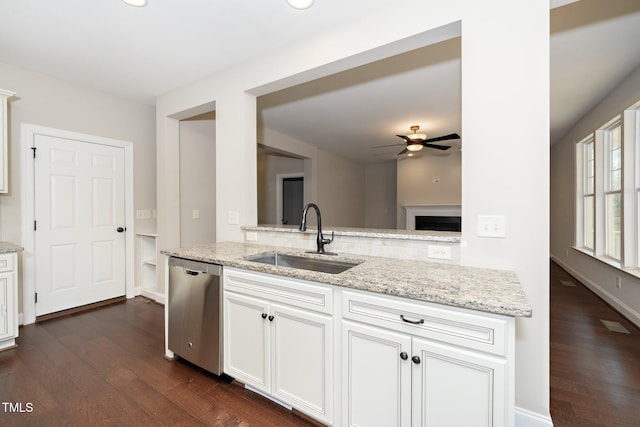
[321,231,334,245]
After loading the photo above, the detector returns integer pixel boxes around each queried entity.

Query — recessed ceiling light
[121,0,148,7]
[286,0,314,10]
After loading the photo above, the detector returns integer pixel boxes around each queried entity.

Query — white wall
[365,161,397,229]
[258,136,396,229]
[396,149,462,229]
[257,152,304,224]
[156,0,550,420]
[180,117,216,247]
[317,149,365,227]
[0,61,156,315]
[551,64,640,327]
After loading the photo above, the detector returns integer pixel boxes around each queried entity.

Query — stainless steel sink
[246,253,360,274]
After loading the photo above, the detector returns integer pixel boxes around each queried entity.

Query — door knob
[400,352,408,360]
[261,313,268,319]
[117,227,126,233]
[268,315,274,322]
[412,355,421,364]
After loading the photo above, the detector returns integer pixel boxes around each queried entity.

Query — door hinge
[34,220,37,231]
[35,293,38,303]
[31,146,37,159]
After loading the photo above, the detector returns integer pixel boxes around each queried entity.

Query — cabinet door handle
[400,352,408,360]
[268,315,274,322]
[412,355,421,364]
[400,314,424,325]
[261,313,268,319]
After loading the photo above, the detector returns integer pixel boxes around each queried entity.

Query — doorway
[276,173,304,226]
[21,124,135,325]
[282,176,303,225]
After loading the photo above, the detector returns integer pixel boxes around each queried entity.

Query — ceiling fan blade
[397,148,408,155]
[423,143,451,151]
[396,135,411,143]
[371,143,404,149]
[423,133,461,143]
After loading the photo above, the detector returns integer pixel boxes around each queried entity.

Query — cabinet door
[342,320,412,427]
[0,272,12,340]
[271,303,333,425]
[223,292,271,392]
[411,337,507,427]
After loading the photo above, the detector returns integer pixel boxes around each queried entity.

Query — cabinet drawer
[342,290,508,356]
[0,254,14,273]
[224,267,333,315]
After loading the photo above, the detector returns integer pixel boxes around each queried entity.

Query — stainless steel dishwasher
[168,257,222,375]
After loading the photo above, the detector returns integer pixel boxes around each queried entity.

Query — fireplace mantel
[404,205,461,231]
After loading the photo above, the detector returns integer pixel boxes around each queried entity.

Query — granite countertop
[242,225,461,243]
[162,242,531,317]
[0,242,23,253]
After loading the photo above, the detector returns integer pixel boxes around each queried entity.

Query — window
[581,137,595,250]
[575,105,640,270]
[604,121,622,260]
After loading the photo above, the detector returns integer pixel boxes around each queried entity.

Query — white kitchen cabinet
[342,289,513,427]
[411,337,506,427]
[0,252,19,350]
[342,320,412,427]
[0,89,16,194]
[224,291,271,391]
[223,268,333,425]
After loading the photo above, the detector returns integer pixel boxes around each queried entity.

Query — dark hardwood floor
[0,297,315,426]
[550,261,640,426]
[2,264,639,426]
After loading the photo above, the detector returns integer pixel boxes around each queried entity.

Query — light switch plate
[228,211,239,225]
[136,209,151,219]
[477,215,506,238]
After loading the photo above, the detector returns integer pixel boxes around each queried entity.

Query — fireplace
[404,205,461,231]
[415,215,461,232]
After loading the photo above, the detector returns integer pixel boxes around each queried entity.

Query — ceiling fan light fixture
[121,0,148,6]
[286,0,315,9]
[406,125,426,141]
[407,143,423,152]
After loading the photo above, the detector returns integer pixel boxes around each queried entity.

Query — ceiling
[2,1,640,164]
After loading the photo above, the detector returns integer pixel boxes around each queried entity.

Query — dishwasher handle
[184,269,200,276]
[168,257,222,276]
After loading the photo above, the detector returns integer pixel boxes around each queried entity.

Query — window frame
[602,119,622,261]
[574,104,640,273]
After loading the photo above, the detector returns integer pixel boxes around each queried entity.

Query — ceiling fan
[375,125,461,155]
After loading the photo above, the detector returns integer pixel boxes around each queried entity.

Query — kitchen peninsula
[162,238,530,427]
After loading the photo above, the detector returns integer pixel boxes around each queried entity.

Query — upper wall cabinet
[0,89,16,194]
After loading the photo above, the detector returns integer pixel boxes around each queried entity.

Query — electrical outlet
[427,245,451,260]
[192,209,200,219]
[246,231,258,241]
[616,277,622,289]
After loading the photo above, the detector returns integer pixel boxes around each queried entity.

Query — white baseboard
[140,288,165,305]
[516,407,554,426]
[551,255,640,329]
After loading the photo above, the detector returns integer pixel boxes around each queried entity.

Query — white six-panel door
[34,134,126,316]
